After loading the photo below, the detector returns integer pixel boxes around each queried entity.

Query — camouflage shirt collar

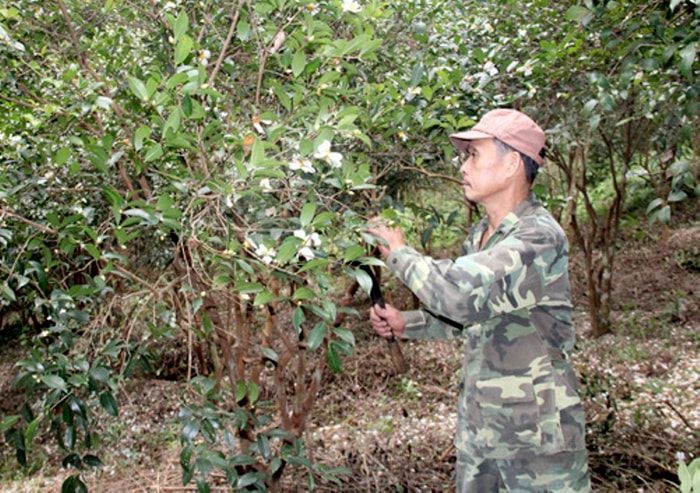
[467,193,542,251]
[499,192,541,233]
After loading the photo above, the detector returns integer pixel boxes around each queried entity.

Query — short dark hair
[493,138,541,186]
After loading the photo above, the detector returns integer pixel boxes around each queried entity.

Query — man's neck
[482,187,530,231]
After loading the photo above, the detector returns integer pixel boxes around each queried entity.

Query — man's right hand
[366,221,406,258]
[369,303,406,339]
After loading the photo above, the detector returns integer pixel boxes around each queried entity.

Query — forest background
[0,0,699,491]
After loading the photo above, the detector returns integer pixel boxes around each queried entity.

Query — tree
[0,0,470,489]
[2,0,697,489]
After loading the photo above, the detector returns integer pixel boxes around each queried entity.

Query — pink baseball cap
[449,109,546,166]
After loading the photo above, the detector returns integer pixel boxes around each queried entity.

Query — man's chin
[463,189,477,203]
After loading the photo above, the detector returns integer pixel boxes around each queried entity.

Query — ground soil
[1,216,699,493]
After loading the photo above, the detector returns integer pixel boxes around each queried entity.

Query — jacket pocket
[472,374,543,449]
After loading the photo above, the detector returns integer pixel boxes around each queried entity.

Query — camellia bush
[0,0,478,490]
[1,0,697,491]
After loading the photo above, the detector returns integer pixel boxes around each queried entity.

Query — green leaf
[127,76,149,101]
[174,35,193,65]
[332,327,356,346]
[0,415,20,433]
[88,144,109,173]
[307,322,327,351]
[201,418,216,443]
[261,347,278,364]
[64,425,76,449]
[235,381,247,403]
[326,344,342,373]
[297,257,330,273]
[133,125,151,151]
[1,283,16,302]
[272,83,291,112]
[679,43,697,79]
[646,197,664,213]
[163,109,182,136]
[343,34,371,55]
[41,374,67,392]
[173,10,189,42]
[99,391,119,417]
[237,472,264,488]
[679,460,690,493]
[292,50,307,77]
[582,99,598,116]
[292,286,316,300]
[668,190,688,203]
[82,454,103,469]
[409,62,424,86]
[55,146,71,166]
[292,305,305,333]
[248,381,260,405]
[253,290,274,306]
[181,419,200,443]
[250,137,264,166]
[61,474,88,493]
[234,281,264,294]
[565,5,591,23]
[237,19,251,40]
[347,267,371,297]
[83,243,101,261]
[144,143,164,162]
[25,417,41,442]
[299,201,316,227]
[343,244,365,263]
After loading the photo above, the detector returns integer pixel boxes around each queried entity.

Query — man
[368,109,591,492]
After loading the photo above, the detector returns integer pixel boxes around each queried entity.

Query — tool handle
[387,336,408,374]
[361,264,408,374]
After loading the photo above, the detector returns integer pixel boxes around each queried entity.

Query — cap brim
[448,129,493,152]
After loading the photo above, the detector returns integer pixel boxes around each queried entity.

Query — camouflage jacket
[386,193,587,459]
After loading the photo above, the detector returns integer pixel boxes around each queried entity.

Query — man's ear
[505,151,522,178]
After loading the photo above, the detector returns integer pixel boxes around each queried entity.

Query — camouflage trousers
[455,448,591,493]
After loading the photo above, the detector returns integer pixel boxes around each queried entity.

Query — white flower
[294,229,322,260]
[397,131,408,142]
[298,246,315,260]
[260,178,272,191]
[518,61,534,77]
[483,60,498,76]
[405,86,422,102]
[295,229,322,260]
[294,229,322,246]
[252,116,265,135]
[304,2,319,15]
[289,157,315,174]
[342,0,361,13]
[314,140,343,168]
[255,243,276,264]
[198,49,211,66]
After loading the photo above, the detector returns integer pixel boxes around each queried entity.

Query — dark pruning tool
[359,264,409,374]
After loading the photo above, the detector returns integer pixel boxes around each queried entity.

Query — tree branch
[208,0,246,87]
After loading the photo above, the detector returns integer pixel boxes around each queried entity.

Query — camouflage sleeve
[386,219,567,328]
[401,309,464,340]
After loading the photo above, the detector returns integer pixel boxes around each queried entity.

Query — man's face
[459,138,509,204]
